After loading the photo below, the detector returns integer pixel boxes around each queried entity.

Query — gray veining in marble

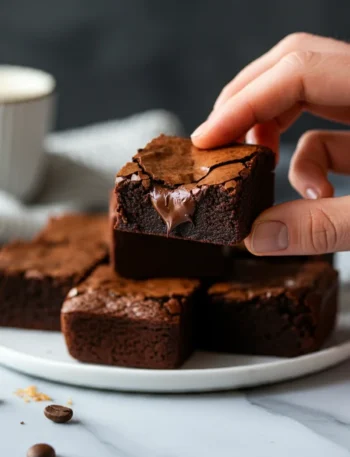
[2,358,350,457]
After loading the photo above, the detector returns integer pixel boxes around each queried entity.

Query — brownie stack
[0,135,339,369]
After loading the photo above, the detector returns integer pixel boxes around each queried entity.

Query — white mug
[0,65,55,201]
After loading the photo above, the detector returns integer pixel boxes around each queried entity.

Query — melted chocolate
[150,185,195,234]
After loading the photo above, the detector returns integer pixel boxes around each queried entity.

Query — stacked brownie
[0,135,339,369]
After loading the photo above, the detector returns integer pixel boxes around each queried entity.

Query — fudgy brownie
[114,135,275,246]
[110,192,230,279]
[61,266,200,369]
[199,258,338,357]
[0,215,108,330]
[36,213,109,245]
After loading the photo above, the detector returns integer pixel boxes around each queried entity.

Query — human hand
[191,33,350,255]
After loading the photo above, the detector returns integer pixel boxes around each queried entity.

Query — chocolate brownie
[199,258,338,357]
[0,215,108,331]
[114,135,275,246]
[61,266,200,369]
[36,213,109,245]
[109,192,230,279]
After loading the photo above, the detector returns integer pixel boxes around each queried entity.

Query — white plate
[1,303,350,393]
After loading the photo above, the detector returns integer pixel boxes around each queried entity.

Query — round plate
[1,299,350,393]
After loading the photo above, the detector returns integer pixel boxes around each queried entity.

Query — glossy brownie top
[36,213,109,245]
[62,266,200,322]
[116,134,274,190]
[0,240,107,278]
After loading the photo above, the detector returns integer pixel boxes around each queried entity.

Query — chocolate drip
[150,185,195,234]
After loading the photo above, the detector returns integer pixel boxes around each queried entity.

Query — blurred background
[1,0,349,140]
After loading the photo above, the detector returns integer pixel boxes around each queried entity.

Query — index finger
[214,33,350,110]
[192,51,350,149]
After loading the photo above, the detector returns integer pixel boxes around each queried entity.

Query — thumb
[245,196,350,255]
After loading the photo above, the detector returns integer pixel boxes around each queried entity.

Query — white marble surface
[1,359,350,457]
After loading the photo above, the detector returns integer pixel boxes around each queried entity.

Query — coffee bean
[27,443,55,457]
[44,404,73,423]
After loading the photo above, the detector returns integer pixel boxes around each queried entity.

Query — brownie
[199,258,338,357]
[109,192,230,279]
[36,213,109,245]
[114,135,275,246]
[61,266,200,369]
[0,214,108,331]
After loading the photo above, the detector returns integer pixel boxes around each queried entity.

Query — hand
[191,32,350,255]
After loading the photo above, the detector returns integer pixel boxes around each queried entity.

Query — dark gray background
[1,0,349,141]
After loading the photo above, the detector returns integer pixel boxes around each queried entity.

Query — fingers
[245,103,303,159]
[289,130,350,200]
[214,33,350,111]
[244,196,350,255]
[245,121,280,161]
[192,52,350,148]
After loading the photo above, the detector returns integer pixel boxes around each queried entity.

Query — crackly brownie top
[0,240,107,279]
[62,265,200,322]
[36,213,109,245]
[116,134,274,189]
[208,258,337,300]
[115,135,274,234]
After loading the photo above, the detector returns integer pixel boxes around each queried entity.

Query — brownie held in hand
[61,266,200,369]
[199,258,338,357]
[0,214,108,331]
[114,135,275,246]
[110,191,230,279]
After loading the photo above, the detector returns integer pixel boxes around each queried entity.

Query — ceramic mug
[0,65,56,201]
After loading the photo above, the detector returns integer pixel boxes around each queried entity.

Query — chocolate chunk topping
[44,404,73,423]
[27,444,56,457]
[150,185,195,234]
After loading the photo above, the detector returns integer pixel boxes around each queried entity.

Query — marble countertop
[2,359,350,457]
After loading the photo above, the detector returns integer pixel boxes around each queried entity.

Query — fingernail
[305,187,320,199]
[251,221,288,253]
[191,121,209,138]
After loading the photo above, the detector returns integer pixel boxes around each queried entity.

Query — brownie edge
[61,266,200,369]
